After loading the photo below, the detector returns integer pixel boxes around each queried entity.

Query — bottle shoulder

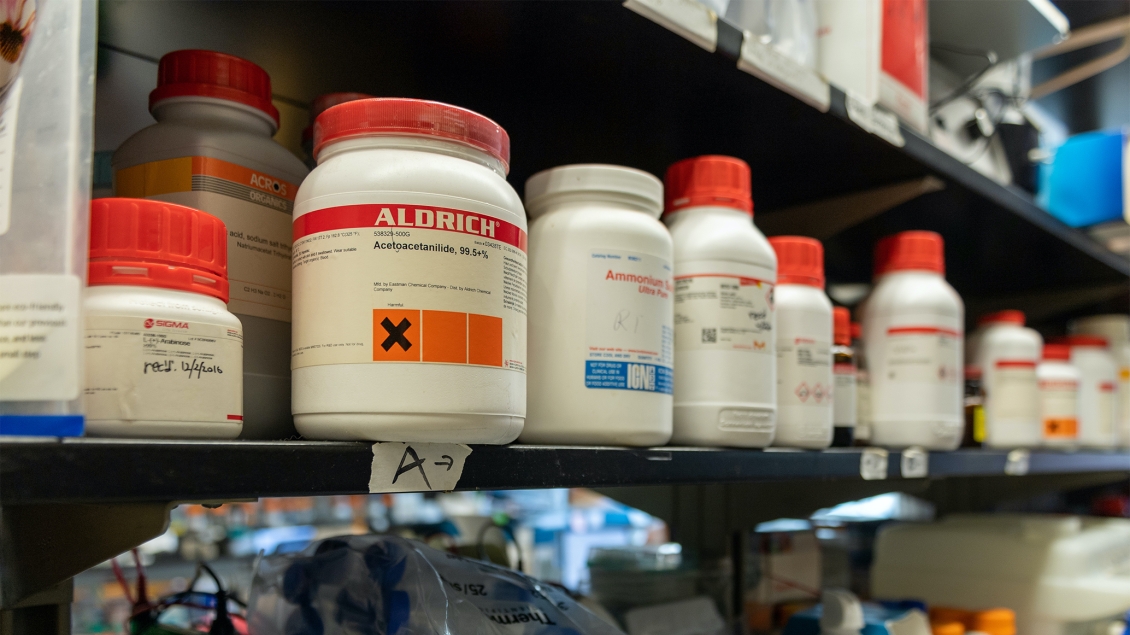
[869,271,964,316]
[529,204,673,254]
[84,285,243,328]
[667,212,776,267]
[775,283,833,312]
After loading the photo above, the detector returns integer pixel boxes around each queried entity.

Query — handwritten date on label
[369,442,472,493]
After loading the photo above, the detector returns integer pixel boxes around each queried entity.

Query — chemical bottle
[113,49,309,439]
[523,164,673,446]
[1055,335,1118,448]
[85,198,243,438]
[663,155,777,447]
[1038,344,1080,447]
[832,307,857,447]
[975,310,1043,448]
[301,92,372,168]
[852,321,872,446]
[769,236,833,449]
[1070,314,1130,445]
[962,366,984,447]
[865,231,964,449]
[820,589,864,635]
[291,98,526,444]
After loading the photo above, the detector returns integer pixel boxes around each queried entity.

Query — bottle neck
[316,135,507,178]
[664,205,751,224]
[152,97,277,137]
[529,191,661,218]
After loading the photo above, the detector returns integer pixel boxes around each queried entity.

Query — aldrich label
[585,249,673,394]
[115,156,299,322]
[291,203,527,373]
[84,315,243,422]
[674,272,773,353]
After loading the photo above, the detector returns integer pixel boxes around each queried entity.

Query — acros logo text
[249,173,287,197]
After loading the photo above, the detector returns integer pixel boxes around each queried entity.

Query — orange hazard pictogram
[373,309,503,367]
[795,382,810,402]
[373,309,420,361]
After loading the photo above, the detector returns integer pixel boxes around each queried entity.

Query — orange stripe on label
[113,156,299,201]
[192,157,299,201]
[1044,417,1078,438]
[372,309,503,367]
[887,326,961,337]
[422,311,467,364]
[996,360,1037,369]
[469,314,503,367]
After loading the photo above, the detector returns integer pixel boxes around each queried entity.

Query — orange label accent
[114,156,299,201]
[192,157,299,201]
[422,310,467,364]
[1044,417,1078,439]
[1121,367,1130,381]
[373,309,420,362]
[469,314,503,367]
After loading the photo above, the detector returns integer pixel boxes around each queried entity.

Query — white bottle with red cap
[769,236,833,449]
[663,156,777,447]
[865,231,964,450]
[975,310,1043,448]
[523,164,673,446]
[1056,335,1118,448]
[1038,344,1081,448]
[84,198,244,438]
[291,98,527,444]
[301,92,373,168]
[113,50,309,439]
[1069,315,1130,445]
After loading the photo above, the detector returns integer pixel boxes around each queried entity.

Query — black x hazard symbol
[381,317,412,351]
[373,310,420,361]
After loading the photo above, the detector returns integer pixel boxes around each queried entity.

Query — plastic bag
[248,534,625,634]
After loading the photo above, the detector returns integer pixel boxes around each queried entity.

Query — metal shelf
[2,438,1128,505]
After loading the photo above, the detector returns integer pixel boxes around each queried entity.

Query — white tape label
[369,442,472,493]
[860,447,889,480]
[900,447,929,478]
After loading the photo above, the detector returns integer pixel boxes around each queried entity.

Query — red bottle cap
[314,98,510,172]
[885,230,946,275]
[150,49,279,127]
[663,155,753,215]
[979,310,1025,326]
[302,92,374,145]
[834,307,851,345]
[964,365,983,379]
[873,234,895,278]
[769,236,824,288]
[851,322,862,340]
[89,198,229,302]
[1054,335,1109,348]
[1042,344,1072,361]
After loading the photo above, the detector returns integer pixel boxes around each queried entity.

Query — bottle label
[1039,379,1078,439]
[989,360,1039,421]
[871,321,963,425]
[584,249,673,394]
[291,203,527,374]
[115,156,301,322]
[778,338,832,407]
[84,315,243,422]
[673,273,773,353]
[0,274,82,401]
[1099,381,1116,434]
[833,362,857,426]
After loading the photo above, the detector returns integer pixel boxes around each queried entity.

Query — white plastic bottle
[1059,335,1118,448]
[292,98,526,444]
[522,164,673,446]
[1070,315,1130,446]
[832,307,857,447]
[975,310,1043,448]
[663,155,777,447]
[865,231,964,450]
[1038,344,1080,448]
[113,49,309,439]
[84,198,244,438]
[852,321,872,445]
[769,236,833,449]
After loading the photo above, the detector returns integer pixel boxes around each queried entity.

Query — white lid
[820,589,864,635]
[1070,314,1130,347]
[524,164,663,219]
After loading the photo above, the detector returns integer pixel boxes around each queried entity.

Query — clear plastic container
[292,98,526,444]
[664,155,777,448]
[0,0,96,435]
[113,49,309,439]
[523,164,673,446]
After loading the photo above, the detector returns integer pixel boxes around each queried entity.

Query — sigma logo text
[145,318,189,329]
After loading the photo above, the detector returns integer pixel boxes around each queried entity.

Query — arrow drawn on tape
[435,455,454,471]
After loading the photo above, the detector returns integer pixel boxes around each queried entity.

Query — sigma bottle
[523,164,673,446]
[291,98,527,443]
[832,307,857,447]
[865,231,964,450]
[663,156,777,447]
[112,50,308,438]
[769,236,833,449]
[84,199,243,438]
[974,310,1042,448]
[1038,344,1080,447]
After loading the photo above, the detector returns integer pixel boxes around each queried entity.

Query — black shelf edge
[2,439,1127,505]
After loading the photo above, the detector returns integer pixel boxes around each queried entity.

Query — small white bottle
[1059,335,1118,448]
[832,307,857,447]
[769,236,833,449]
[1038,344,1080,448]
[523,165,674,446]
[1070,315,1130,446]
[664,155,777,447]
[975,310,1043,448]
[84,198,244,438]
[865,231,964,450]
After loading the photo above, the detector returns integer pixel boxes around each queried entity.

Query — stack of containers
[1037,344,1081,447]
[1070,315,1130,446]
[864,231,964,450]
[974,311,1043,448]
[524,164,673,446]
[769,236,833,449]
[664,156,777,447]
[1053,336,1118,448]
[113,49,309,439]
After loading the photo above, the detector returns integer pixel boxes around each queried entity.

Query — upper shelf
[96,1,1128,322]
[2,438,1129,505]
